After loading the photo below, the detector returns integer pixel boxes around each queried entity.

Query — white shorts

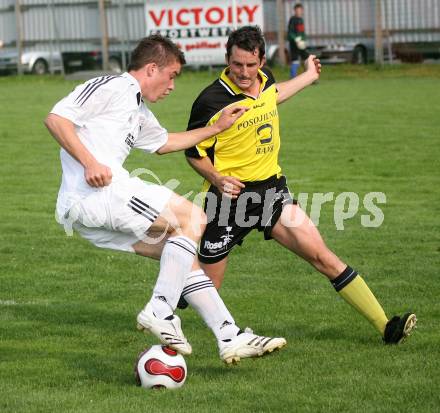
[68,177,173,253]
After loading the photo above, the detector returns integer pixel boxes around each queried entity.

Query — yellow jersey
[185,67,282,190]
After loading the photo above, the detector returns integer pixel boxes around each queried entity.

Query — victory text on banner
[145,0,264,65]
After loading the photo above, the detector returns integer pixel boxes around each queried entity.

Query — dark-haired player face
[226,46,265,94]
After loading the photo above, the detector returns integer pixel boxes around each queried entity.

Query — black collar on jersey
[219,68,269,99]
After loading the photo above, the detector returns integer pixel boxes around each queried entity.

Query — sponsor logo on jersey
[255,122,274,154]
[257,123,273,144]
[255,145,274,155]
[125,132,135,148]
[236,108,277,131]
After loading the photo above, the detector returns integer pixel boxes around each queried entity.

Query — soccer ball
[134,345,187,389]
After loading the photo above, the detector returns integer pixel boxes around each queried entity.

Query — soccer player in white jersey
[44,35,286,364]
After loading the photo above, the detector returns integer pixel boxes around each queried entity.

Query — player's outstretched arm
[44,113,112,187]
[276,55,321,104]
[186,156,244,199]
[157,105,248,154]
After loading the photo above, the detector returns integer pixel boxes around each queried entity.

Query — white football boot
[136,302,192,356]
[256,331,287,355]
[219,327,287,364]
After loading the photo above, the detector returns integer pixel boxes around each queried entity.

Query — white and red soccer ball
[135,345,187,389]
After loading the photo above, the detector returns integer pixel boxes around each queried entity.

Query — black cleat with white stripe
[383,312,417,344]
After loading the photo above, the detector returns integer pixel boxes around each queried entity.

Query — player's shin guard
[182,270,240,341]
[332,266,388,335]
[149,236,197,319]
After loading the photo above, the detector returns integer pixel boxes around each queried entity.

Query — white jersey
[50,72,168,221]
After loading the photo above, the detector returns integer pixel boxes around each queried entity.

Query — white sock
[149,236,197,319]
[182,270,240,341]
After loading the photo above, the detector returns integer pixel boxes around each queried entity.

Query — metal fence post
[50,0,65,75]
[374,0,384,65]
[98,0,109,71]
[15,0,23,74]
[47,0,54,74]
[276,0,287,65]
[119,0,128,71]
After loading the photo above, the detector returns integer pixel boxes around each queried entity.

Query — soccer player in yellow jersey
[184,26,416,344]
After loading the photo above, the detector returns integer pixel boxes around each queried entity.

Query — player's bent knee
[187,206,207,237]
[133,239,165,260]
[174,199,206,239]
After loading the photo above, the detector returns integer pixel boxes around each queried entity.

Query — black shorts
[198,175,296,264]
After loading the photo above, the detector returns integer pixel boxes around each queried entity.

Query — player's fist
[214,175,245,199]
[84,161,112,187]
[305,55,321,80]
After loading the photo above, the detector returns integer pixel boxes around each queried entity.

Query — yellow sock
[332,267,388,335]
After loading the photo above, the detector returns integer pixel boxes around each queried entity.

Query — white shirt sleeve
[134,108,168,153]
[50,79,120,127]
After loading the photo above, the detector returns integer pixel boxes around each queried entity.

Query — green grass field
[1,65,439,412]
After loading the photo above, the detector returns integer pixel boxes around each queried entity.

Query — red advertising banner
[145,0,264,65]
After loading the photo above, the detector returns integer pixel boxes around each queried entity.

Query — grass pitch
[1,65,439,412]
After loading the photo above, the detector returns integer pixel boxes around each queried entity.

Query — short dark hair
[294,3,303,10]
[226,26,265,60]
[128,35,185,71]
